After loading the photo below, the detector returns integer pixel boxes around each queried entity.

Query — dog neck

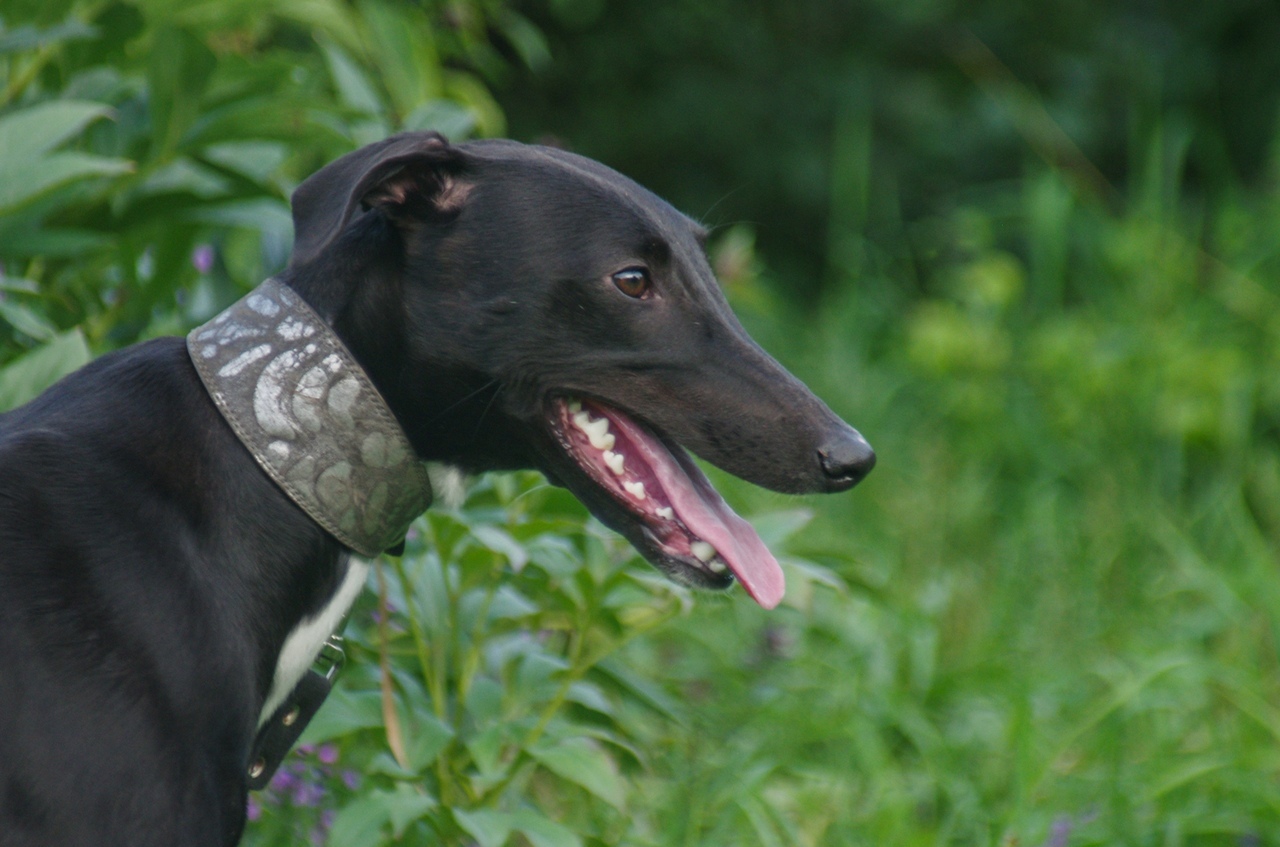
[186,277,433,556]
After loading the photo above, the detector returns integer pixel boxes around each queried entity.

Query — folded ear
[288,131,466,268]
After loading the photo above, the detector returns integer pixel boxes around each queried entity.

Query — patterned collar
[187,278,432,556]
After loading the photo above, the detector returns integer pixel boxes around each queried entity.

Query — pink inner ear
[435,176,474,213]
[367,171,472,213]
[381,181,411,205]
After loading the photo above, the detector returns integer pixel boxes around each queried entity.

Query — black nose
[818,430,876,490]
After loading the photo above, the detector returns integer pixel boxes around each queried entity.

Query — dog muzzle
[186,278,432,556]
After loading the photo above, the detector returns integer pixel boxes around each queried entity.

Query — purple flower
[269,765,300,792]
[318,743,339,765]
[192,244,215,274]
[299,743,315,755]
[1045,815,1072,847]
[320,809,336,830]
[246,795,262,822]
[342,769,361,791]
[292,781,326,807]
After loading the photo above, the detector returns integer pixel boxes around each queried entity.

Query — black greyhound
[0,133,874,846]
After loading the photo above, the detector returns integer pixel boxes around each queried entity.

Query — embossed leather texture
[187,278,432,556]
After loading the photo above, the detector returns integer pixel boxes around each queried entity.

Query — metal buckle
[246,632,349,790]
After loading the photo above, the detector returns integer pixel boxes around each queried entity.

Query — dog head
[285,132,874,608]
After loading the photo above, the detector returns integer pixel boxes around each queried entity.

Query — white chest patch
[259,556,371,727]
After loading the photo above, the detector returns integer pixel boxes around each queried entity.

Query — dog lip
[545,394,785,608]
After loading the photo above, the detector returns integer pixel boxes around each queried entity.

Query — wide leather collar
[187,278,432,556]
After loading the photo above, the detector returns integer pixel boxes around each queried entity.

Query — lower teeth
[691,540,716,563]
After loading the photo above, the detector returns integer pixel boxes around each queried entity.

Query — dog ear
[288,132,465,268]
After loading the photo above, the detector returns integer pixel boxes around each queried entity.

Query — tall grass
[626,105,1280,845]
[6,5,1280,843]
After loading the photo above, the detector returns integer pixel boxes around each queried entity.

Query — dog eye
[611,267,652,299]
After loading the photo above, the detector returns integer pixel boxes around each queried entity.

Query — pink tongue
[605,412,786,609]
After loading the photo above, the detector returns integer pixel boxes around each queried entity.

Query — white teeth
[571,410,615,450]
[623,480,646,500]
[584,419,613,450]
[691,541,716,563]
[603,450,625,475]
[656,506,674,520]
[708,559,728,574]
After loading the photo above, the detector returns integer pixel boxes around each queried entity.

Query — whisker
[425,378,500,426]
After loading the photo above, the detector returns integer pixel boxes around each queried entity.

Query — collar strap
[187,278,432,556]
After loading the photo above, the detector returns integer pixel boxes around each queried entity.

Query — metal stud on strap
[246,633,347,790]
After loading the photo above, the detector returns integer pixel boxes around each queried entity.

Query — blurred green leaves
[0,100,131,213]
[0,0,518,380]
[8,1,1280,845]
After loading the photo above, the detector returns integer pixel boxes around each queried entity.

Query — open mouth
[547,397,785,609]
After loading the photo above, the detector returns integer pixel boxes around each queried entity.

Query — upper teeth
[691,541,716,563]
[573,410,615,451]
[603,450,625,475]
[708,559,728,574]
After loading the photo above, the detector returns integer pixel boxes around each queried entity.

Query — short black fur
[0,133,873,846]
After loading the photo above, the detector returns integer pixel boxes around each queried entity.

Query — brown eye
[611,267,652,299]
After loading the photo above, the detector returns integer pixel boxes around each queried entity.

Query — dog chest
[259,556,369,727]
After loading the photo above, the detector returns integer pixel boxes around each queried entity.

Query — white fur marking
[426,462,468,508]
[258,557,370,727]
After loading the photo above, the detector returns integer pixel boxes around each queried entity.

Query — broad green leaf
[327,794,391,847]
[442,71,505,136]
[383,783,436,837]
[0,329,91,412]
[465,721,511,778]
[516,652,569,701]
[495,11,552,72]
[0,226,110,258]
[403,99,476,139]
[321,39,385,116]
[780,555,848,594]
[737,796,788,847]
[365,751,416,779]
[182,199,292,232]
[406,713,454,771]
[453,808,513,847]
[201,141,289,184]
[299,688,384,744]
[136,158,231,199]
[359,0,441,118]
[0,276,37,294]
[0,151,133,215]
[510,810,582,847]
[528,737,626,810]
[489,585,538,620]
[594,659,686,724]
[147,26,216,157]
[183,98,350,149]
[0,101,115,163]
[565,681,614,716]
[472,524,530,571]
[0,300,56,341]
[748,508,814,547]
[0,101,132,213]
[0,20,97,55]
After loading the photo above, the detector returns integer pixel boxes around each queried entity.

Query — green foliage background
[4,1,1280,845]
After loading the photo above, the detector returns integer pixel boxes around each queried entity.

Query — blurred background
[3,0,1280,844]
